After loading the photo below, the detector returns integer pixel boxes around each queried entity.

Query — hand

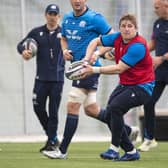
[152,56,163,69]
[22,49,33,60]
[80,64,94,79]
[83,51,98,65]
[163,53,168,60]
[63,49,73,61]
[104,51,115,60]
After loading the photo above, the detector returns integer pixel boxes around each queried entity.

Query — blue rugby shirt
[61,8,112,66]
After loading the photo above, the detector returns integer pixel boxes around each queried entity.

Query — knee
[84,106,92,116]
[84,104,99,118]
[107,104,123,118]
[67,102,81,115]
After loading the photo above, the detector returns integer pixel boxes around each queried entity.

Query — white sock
[109,144,119,152]
[127,148,136,154]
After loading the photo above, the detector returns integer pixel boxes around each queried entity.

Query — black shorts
[72,74,100,90]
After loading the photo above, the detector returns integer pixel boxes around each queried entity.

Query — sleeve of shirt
[152,20,157,40]
[101,32,120,47]
[92,13,112,34]
[17,29,36,54]
[121,43,146,67]
[151,32,155,40]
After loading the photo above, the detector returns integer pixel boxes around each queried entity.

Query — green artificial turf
[0,142,167,168]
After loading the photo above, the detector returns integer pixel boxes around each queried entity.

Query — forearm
[61,37,68,52]
[61,37,73,61]
[85,41,98,60]
[148,40,155,52]
[98,47,112,56]
[92,65,122,74]
[92,60,130,74]
[162,52,168,61]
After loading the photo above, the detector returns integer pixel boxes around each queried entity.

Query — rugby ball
[23,38,38,57]
[65,60,89,80]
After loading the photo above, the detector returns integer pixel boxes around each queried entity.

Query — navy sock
[48,135,58,144]
[97,108,111,130]
[97,109,108,123]
[60,114,79,154]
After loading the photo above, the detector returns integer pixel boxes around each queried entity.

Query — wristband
[92,67,101,73]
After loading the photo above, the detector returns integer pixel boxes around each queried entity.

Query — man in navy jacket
[17,4,65,153]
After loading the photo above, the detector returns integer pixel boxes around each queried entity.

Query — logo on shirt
[156,24,160,29]
[131,93,135,97]
[79,21,86,27]
[57,33,62,38]
[77,80,80,85]
[40,32,43,36]
[66,29,81,40]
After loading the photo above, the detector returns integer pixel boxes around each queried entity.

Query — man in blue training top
[43,0,115,159]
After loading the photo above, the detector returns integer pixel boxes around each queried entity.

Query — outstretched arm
[84,37,112,64]
[81,60,130,78]
[61,36,73,61]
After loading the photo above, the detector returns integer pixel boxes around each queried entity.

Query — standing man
[138,0,168,152]
[81,14,155,161]
[43,0,114,159]
[17,4,65,153]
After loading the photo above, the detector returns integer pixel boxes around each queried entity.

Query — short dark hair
[119,14,138,29]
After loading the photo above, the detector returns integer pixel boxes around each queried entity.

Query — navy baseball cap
[45,4,60,14]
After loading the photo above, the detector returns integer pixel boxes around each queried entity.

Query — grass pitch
[0,142,168,168]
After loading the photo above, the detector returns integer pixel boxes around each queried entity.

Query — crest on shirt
[156,24,160,29]
[77,80,80,85]
[79,21,86,27]
[40,32,43,36]
[57,33,62,38]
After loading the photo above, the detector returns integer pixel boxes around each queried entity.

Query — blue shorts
[72,74,100,90]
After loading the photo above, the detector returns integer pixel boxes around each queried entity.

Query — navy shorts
[72,74,100,90]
